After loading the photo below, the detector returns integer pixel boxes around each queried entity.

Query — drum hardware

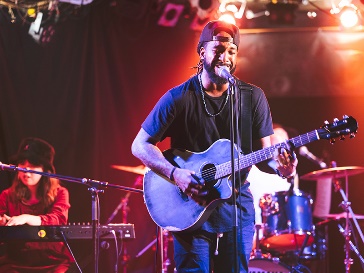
[337,223,364,268]
[320,212,364,220]
[301,165,364,273]
[300,166,364,181]
[256,188,320,273]
[251,224,272,260]
[111,164,175,272]
[105,174,144,273]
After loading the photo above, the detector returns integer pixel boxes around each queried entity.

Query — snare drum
[248,258,290,273]
[260,190,314,253]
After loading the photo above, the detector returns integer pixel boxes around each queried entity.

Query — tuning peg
[343,114,349,119]
[324,120,329,125]
[340,135,345,141]
[330,138,336,144]
[350,133,356,138]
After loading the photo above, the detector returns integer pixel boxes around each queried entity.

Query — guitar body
[143,139,240,232]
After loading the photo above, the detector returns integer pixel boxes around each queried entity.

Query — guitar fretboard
[212,129,319,180]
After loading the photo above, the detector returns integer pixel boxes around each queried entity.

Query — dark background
[1,0,364,272]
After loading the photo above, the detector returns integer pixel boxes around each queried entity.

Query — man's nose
[219,52,230,63]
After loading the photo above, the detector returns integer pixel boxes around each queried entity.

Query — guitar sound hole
[201,163,218,188]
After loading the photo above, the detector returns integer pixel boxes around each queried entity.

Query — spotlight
[219,12,237,24]
[339,4,361,28]
[307,11,317,19]
[218,0,247,24]
[158,3,185,27]
[27,8,37,19]
[245,10,269,20]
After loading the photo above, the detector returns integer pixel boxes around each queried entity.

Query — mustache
[216,62,230,68]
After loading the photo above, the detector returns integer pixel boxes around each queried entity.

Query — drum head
[248,258,290,273]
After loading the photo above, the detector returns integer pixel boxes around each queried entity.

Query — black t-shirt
[142,75,273,232]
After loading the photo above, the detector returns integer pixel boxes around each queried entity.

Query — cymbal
[111,164,147,175]
[318,212,364,220]
[300,166,364,181]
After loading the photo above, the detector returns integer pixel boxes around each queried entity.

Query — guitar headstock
[318,115,358,144]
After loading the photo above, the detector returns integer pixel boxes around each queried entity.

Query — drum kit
[250,165,364,273]
[110,164,364,273]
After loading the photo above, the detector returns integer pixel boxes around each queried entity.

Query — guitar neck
[215,129,320,179]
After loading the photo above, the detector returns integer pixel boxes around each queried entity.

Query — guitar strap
[237,81,253,155]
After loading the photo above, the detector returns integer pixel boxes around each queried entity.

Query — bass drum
[248,258,290,273]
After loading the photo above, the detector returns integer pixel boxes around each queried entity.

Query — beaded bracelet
[170,167,177,182]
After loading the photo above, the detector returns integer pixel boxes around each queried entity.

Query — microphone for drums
[298,146,327,169]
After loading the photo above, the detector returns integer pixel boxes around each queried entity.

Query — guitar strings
[197,131,317,182]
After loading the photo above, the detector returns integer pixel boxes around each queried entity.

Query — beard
[202,58,236,85]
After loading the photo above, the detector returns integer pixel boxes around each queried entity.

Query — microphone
[216,66,235,84]
[298,146,327,169]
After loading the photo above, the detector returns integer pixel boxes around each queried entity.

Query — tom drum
[260,190,314,253]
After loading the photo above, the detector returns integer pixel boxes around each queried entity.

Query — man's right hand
[173,168,207,198]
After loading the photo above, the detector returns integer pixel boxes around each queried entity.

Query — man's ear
[199,47,205,60]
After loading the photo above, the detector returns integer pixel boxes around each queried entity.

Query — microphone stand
[227,79,239,273]
[0,162,143,273]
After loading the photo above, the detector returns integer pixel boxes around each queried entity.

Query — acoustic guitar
[143,116,358,232]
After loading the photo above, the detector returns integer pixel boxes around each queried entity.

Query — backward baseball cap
[197,20,240,54]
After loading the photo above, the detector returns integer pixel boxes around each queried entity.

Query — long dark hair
[9,167,60,209]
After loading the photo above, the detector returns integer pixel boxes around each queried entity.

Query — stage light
[158,3,185,27]
[307,11,317,19]
[331,2,362,29]
[27,8,37,18]
[339,5,360,28]
[266,1,298,25]
[218,0,246,24]
[219,12,237,24]
[245,10,269,20]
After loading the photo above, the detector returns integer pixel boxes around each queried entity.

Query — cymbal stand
[337,224,364,269]
[159,227,173,273]
[106,191,131,273]
[159,228,166,273]
[332,174,364,273]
